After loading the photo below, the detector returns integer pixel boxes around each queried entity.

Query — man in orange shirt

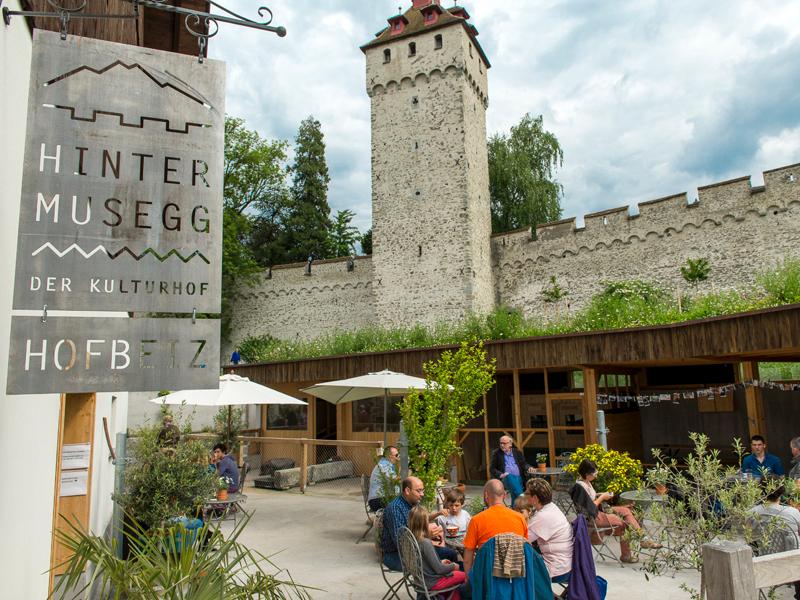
[463,479,528,574]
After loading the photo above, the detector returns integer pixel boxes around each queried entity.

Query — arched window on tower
[434,34,443,50]
[383,48,391,63]
[409,42,416,56]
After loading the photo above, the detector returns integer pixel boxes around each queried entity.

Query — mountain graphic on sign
[31,242,210,264]
[42,60,215,134]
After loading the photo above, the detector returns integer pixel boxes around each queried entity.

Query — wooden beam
[512,369,522,450]
[740,362,765,437]
[544,369,555,466]
[753,548,800,589]
[583,367,599,445]
[483,393,490,480]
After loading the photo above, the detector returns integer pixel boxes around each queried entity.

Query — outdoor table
[202,493,246,524]
[529,467,564,483]
[443,533,465,554]
[619,489,667,508]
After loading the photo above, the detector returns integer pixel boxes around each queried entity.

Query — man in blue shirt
[380,476,458,571]
[368,446,400,511]
[741,435,784,478]
[212,443,240,492]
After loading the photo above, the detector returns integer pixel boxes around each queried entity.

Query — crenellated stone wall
[491,163,800,319]
[227,256,376,351]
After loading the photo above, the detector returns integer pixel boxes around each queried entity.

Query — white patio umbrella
[300,369,431,447]
[150,374,307,407]
[151,374,307,443]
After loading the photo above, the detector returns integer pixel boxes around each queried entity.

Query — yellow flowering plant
[563,444,643,495]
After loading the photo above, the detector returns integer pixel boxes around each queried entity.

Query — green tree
[221,207,260,339]
[400,341,496,506]
[360,228,373,255]
[283,116,332,262]
[488,113,563,234]
[680,257,711,287]
[329,209,360,257]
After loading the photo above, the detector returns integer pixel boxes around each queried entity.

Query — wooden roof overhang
[231,304,800,385]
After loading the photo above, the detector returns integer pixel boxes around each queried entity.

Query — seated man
[462,479,528,575]
[212,443,240,492]
[742,435,784,478]
[380,476,458,572]
[525,478,573,584]
[490,435,535,505]
[368,446,400,511]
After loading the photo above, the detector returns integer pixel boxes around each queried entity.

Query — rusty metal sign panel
[6,316,220,394]
[13,30,224,313]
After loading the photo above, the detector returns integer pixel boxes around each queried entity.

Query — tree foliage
[283,116,332,262]
[360,228,373,255]
[400,341,496,506]
[680,257,711,287]
[329,209,360,258]
[488,113,563,234]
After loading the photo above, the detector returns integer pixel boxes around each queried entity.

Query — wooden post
[482,393,490,480]
[512,369,523,450]
[740,362,765,437]
[702,541,756,600]
[544,369,555,465]
[582,368,599,445]
[300,441,308,493]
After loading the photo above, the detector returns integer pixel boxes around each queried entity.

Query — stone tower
[361,1,494,327]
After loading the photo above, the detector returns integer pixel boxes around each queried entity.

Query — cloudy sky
[211,1,800,233]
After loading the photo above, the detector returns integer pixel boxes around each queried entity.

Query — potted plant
[647,464,670,495]
[536,453,548,472]
[217,476,232,500]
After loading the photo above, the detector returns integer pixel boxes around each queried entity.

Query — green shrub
[758,257,800,304]
[563,443,642,495]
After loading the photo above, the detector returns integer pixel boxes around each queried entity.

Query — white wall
[0,9,129,596]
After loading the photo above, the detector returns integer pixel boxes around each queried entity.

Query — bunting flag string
[596,379,800,408]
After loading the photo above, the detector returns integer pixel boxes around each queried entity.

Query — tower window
[412,96,419,106]
[469,43,473,58]
[434,34,443,50]
[383,49,391,63]
[408,42,416,56]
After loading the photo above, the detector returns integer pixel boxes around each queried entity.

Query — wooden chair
[358,473,382,543]
[397,527,461,600]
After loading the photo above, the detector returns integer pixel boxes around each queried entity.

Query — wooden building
[231,304,800,481]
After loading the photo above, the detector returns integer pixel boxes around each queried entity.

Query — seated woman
[408,506,467,599]
[525,478,573,584]
[576,459,660,563]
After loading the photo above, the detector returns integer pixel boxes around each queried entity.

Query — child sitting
[513,494,532,522]
[409,506,467,599]
[435,489,471,537]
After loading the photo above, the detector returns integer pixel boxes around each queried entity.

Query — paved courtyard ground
[227,482,794,599]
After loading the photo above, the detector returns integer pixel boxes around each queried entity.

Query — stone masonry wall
[227,256,376,351]
[366,22,494,328]
[492,163,800,319]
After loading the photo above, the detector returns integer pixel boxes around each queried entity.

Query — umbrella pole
[383,389,388,449]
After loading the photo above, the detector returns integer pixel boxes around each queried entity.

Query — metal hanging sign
[6,316,219,394]
[12,29,224,314]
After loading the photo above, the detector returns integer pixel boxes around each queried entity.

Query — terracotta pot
[538,463,547,472]
[654,484,667,495]
[455,483,466,494]
[216,489,228,501]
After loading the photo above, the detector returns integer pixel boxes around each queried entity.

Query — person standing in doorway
[490,435,535,505]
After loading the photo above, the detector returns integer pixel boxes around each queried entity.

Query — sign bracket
[2,0,286,62]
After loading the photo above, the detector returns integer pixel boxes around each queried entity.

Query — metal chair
[398,527,461,600]
[552,469,577,516]
[358,473,382,543]
[378,549,407,600]
[570,484,622,565]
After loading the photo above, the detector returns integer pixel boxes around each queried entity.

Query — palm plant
[51,512,313,600]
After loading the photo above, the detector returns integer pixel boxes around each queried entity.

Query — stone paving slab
[229,485,795,599]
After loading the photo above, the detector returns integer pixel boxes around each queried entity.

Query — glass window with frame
[352,396,402,433]
[266,403,308,430]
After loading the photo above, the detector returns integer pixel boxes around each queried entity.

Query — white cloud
[211,0,800,231]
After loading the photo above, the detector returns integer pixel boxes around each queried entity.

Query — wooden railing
[190,434,382,492]
[702,540,800,599]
